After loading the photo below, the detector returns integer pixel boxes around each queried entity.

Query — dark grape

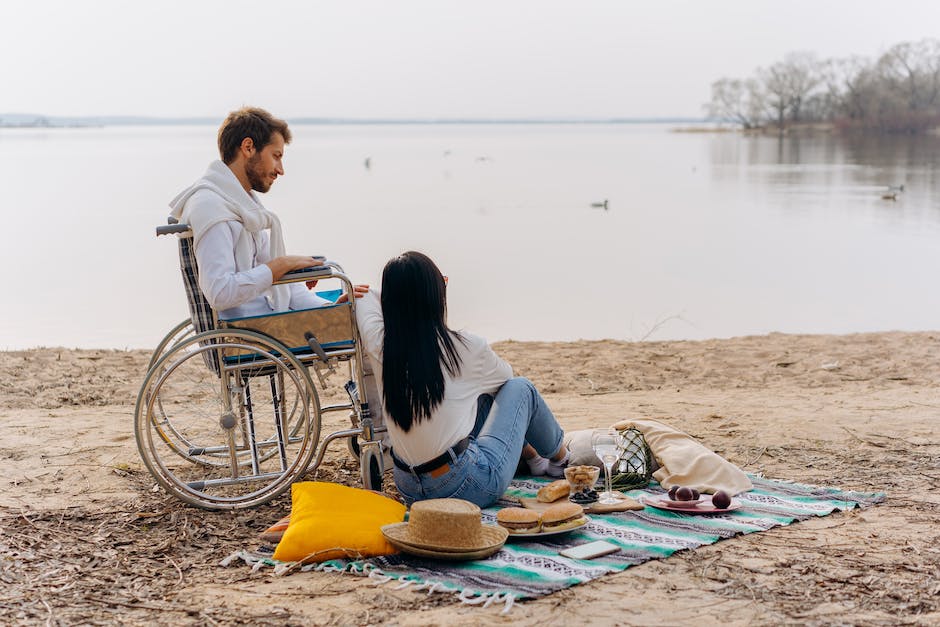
[712,490,731,509]
[668,485,679,499]
[570,489,599,505]
[675,486,694,501]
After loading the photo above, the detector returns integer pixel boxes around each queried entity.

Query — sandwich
[540,502,587,532]
[495,507,542,534]
[536,479,571,503]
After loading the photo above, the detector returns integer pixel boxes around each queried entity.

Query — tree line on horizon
[706,38,940,134]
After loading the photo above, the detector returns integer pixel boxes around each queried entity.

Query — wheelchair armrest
[277,265,335,284]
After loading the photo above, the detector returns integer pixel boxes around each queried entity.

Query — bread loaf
[536,479,570,503]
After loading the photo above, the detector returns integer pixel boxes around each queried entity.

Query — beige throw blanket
[610,418,753,495]
[565,419,753,496]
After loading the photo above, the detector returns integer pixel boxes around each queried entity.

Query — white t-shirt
[355,289,512,466]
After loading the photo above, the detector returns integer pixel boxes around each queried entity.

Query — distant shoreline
[10,118,930,136]
[0,115,710,128]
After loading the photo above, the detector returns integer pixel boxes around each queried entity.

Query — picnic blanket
[223,475,884,613]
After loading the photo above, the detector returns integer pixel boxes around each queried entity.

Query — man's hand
[267,256,324,282]
[336,284,370,303]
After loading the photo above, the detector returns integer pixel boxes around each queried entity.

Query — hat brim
[381,522,508,559]
[385,538,506,561]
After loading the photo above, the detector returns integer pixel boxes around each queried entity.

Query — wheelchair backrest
[166,225,220,374]
[178,234,217,336]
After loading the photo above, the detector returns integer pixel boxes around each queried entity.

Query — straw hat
[381,498,508,560]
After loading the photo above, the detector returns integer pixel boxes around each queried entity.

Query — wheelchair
[135,219,387,510]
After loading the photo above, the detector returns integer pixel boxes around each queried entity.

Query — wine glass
[592,429,623,504]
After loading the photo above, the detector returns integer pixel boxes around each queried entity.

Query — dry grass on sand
[1,331,939,625]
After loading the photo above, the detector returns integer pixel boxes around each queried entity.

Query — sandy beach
[1,331,938,625]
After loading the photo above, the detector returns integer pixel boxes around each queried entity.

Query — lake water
[3,123,940,350]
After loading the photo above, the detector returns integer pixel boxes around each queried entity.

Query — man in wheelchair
[140,107,383,510]
[168,106,366,319]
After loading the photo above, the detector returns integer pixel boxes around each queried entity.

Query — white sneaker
[546,450,571,478]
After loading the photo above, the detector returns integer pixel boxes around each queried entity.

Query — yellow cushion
[272,482,406,563]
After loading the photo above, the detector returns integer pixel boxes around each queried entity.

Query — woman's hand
[336,284,370,303]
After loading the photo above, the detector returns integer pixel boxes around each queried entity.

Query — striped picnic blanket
[224,475,884,610]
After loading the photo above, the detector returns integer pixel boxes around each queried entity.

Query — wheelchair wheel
[135,329,321,509]
[150,328,304,466]
[347,433,361,463]
[360,446,384,492]
[147,318,196,370]
[148,349,303,469]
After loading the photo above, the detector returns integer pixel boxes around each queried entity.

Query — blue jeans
[393,377,564,509]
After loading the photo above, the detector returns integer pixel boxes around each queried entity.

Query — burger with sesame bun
[540,502,587,532]
[495,507,542,534]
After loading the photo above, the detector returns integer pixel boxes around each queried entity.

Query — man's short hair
[217,107,292,164]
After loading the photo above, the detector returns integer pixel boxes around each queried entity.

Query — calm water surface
[3,124,940,349]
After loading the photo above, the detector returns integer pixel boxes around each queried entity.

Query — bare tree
[758,52,821,130]
[820,56,871,121]
[759,65,789,129]
[878,39,940,111]
[705,78,764,128]
[703,39,940,134]
[782,52,820,122]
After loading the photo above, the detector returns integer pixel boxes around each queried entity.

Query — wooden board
[518,493,644,514]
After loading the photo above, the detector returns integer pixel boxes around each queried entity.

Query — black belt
[392,436,471,474]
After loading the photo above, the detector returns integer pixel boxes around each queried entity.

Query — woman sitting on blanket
[355,251,570,508]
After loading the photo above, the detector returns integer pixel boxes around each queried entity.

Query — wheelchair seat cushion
[221,303,355,354]
[272,482,406,563]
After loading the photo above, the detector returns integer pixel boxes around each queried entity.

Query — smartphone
[559,540,621,560]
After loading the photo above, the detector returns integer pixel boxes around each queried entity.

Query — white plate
[642,495,742,514]
[659,497,703,508]
[504,516,590,539]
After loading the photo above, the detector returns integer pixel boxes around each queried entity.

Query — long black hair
[380,251,464,432]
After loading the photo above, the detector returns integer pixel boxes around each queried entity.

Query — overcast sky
[5,0,940,119]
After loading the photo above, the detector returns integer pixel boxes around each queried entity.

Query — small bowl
[564,465,601,493]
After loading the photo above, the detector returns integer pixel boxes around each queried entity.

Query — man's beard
[246,153,272,193]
